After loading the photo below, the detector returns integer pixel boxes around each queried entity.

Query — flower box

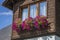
[12,16,51,39]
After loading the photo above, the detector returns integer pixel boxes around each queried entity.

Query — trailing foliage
[12,16,49,32]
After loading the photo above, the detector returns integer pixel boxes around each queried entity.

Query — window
[30,4,37,18]
[40,2,47,16]
[22,8,28,21]
[22,1,47,21]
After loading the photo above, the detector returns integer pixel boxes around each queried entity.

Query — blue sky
[0,0,13,30]
[0,0,47,30]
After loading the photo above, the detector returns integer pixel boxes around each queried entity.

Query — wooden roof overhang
[2,0,45,10]
[2,0,23,10]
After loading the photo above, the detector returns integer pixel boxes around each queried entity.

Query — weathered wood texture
[55,0,60,36]
[12,0,60,40]
[47,0,56,32]
[12,6,20,39]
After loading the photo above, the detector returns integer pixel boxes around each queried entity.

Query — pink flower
[12,22,17,30]
[26,24,30,31]
[21,21,26,30]
[12,22,20,32]
[21,21,30,31]
[20,16,49,31]
[34,21,40,29]
[34,16,49,29]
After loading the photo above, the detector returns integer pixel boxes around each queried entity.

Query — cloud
[0,0,5,5]
[0,11,13,15]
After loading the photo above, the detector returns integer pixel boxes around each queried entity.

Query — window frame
[19,1,47,20]
[39,1,47,16]
[30,4,37,18]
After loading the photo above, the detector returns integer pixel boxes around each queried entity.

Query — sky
[0,0,46,30]
[0,0,13,30]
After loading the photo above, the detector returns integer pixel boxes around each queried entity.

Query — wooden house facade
[3,0,60,40]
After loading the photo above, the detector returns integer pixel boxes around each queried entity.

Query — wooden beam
[36,2,40,16]
[28,5,30,17]
[19,7,22,19]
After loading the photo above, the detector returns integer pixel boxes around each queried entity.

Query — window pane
[30,4,36,18]
[40,2,47,16]
[22,8,28,21]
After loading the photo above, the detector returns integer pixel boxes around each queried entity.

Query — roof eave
[2,0,13,10]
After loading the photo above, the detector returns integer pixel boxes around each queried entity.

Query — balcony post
[28,5,30,17]
[36,2,40,16]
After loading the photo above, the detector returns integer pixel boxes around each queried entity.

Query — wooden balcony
[11,18,56,40]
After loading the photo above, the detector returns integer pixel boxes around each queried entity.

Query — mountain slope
[0,25,12,40]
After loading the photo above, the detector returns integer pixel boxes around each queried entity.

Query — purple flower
[26,25,30,31]
[20,16,49,31]
[34,21,39,29]
[21,21,31,31]
[21,21,26,30]
[12,22,20,32]
[12,22,17,30]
